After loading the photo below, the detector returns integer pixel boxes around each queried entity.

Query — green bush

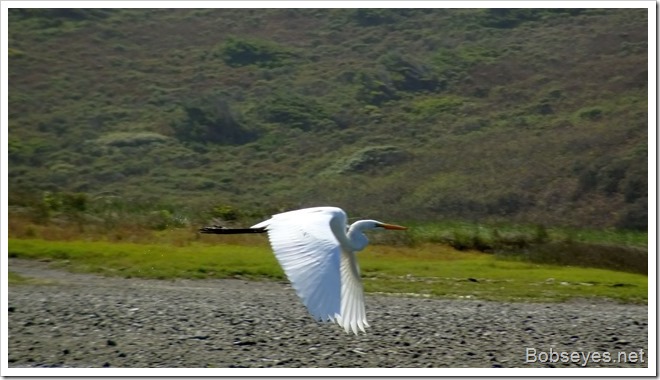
[379,52,442,92]
[220,37,296,68]
[171,97,259,145]
[96,132,170,147]
[355,71,398,105]
[43,191,88,213]
[479,9,558,29]
[353,9,391,26]
[211,204,240,221]
[261,94,336,131]
[409,95,466,121]
[146,210,189,230]
[615,198,647,231]
[577,106,604,120]
[522,241,648,275]
[327,146,410,174]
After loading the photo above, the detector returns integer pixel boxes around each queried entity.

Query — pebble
[8,259,648,368]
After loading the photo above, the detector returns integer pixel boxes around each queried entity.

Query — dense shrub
[575,155,647,203]
[355,71,399,105]
[615,197,647,231]
[171,97,259,145]
[523,241,647,275]
[478,9,584,29]
[352,9,397,26]
[261,94,337,131]
[379,52,442,92]
[327,146,410,174]
[96,132,170,147]
[43,191,88,213]
[220,37,296,68]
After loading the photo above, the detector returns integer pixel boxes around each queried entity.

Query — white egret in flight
[199,206,407,335]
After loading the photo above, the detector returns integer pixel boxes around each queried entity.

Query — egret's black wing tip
[199,226,267,234]
[198,225,227,234]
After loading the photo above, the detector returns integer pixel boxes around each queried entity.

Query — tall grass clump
[403,221,647,274]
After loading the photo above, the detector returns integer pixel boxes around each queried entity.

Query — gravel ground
[8,258,648,368]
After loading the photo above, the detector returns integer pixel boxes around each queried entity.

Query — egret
[199,206,407,335]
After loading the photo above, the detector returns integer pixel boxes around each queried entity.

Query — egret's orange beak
[379,223,408,230]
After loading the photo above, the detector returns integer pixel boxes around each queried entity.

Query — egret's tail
[199,225,267,234]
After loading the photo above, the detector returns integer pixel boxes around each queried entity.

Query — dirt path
[8,259,648,368]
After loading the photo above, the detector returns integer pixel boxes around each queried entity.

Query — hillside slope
[8,8,648,229]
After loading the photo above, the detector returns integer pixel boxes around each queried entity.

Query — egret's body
[200,206,407,334]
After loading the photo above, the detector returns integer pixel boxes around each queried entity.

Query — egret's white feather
[246,206,405,335]
[252,207,368,333]
[253,208,344,323]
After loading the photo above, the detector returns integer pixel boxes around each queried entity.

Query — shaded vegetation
[220,37,298,68]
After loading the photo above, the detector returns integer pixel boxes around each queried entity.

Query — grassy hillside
[8,8,648,230]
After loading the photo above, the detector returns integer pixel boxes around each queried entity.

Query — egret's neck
[346,220,375,252]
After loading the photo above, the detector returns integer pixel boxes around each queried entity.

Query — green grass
[8,238,647,304]
[360,245,647,303]
[8,238,283,280]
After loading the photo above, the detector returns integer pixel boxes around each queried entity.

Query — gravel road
[8,258,648,368]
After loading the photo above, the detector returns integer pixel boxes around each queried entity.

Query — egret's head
[351,220,408,231]
[374,221,408,231]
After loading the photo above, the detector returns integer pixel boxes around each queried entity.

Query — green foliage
[576,106,604,121]
[171,96,259,145]
[409,95,467,121]
[261,93,337,131]
[146,210,189,230]
[514,241,648,275]
[574,150,647,230]
[352,9,397,26]
[43,191,88,213]
[95,132,170,147]
[8,48,25,58]
[220,37,297,68]
[379,52,442,92]
[327,146,410,175]
[11,8,112,22]
[355,70,399,105]
[478,9,586,29]
[211,204,240,221]
[432,45,500,73]
[7,8,648,232]
[405,222,647,274]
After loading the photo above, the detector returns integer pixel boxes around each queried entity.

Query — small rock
[233,340,257,346]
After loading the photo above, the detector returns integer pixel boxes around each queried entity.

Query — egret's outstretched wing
[253,208,343,322]
[337,249,369,334]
